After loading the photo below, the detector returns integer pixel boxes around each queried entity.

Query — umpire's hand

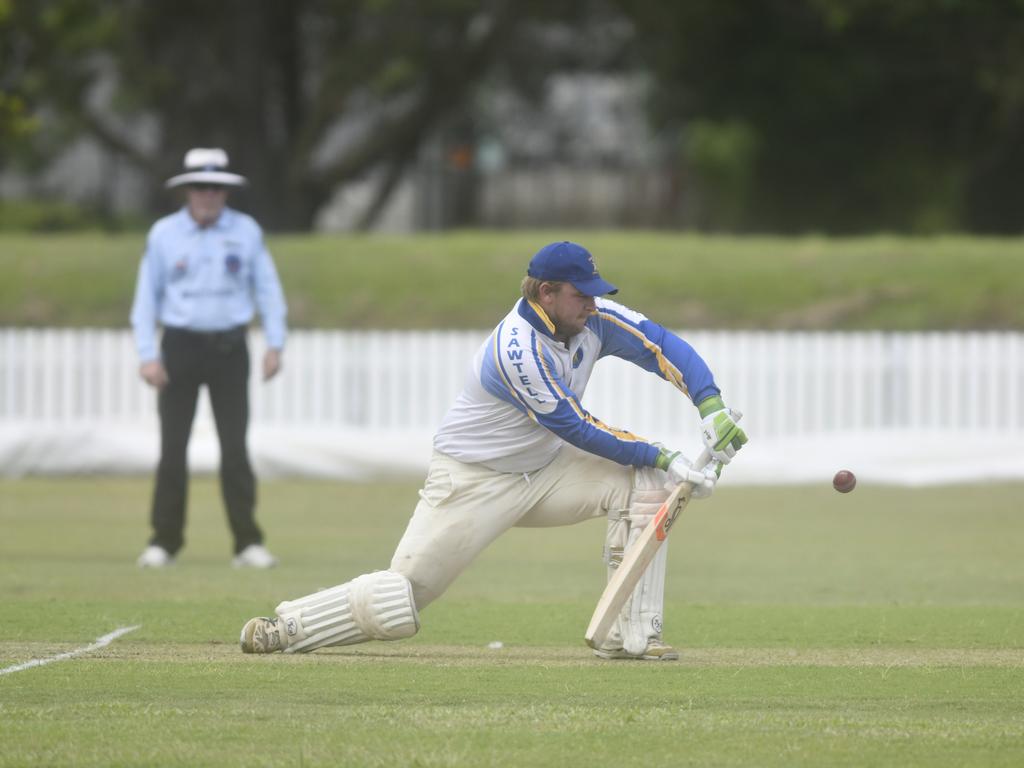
[139,360,168,389]
[262,349,282,381]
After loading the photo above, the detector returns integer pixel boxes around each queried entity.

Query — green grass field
[1,476,1022,767]
[3,231,1024,330]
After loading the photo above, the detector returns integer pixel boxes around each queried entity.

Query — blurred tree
[128,0,527,229]
[8,0,1023,233]
[620,0,1024,233]
[0,0,121,171]
[0,0,598,230]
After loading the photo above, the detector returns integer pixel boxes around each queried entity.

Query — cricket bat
[584,448,712,650]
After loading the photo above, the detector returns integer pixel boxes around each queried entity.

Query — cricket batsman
[240,241,747,660]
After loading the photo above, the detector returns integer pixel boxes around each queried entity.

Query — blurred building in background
[316,72,682,232]
[1,72,681,233]
[4,1,1024,234]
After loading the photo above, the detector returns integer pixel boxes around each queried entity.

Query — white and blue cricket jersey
[130,206,288,362]
[433,297,720,473]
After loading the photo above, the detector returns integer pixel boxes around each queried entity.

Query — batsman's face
[542,282,597,341]
[186,184,229,228]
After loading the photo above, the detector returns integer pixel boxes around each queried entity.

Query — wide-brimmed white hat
[165,148,247,189]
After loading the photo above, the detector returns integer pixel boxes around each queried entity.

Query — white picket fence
[2,328,1024,482]
[3,328,1024,434]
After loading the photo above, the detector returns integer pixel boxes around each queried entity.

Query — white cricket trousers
[390,446,634,610]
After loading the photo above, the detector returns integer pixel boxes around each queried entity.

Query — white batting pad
[599,466,670,655]
[623,541,668,656]
[275,570,419,653]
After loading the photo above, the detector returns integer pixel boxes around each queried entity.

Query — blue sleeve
[592,300,719,406]
[534,399,663,468]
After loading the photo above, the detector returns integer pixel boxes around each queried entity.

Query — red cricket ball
[832,469,856,493]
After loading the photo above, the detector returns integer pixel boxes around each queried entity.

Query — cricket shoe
[240,616,287,653]
[137,545,175,568]
[593,640,680,661]
[232,544,278,569]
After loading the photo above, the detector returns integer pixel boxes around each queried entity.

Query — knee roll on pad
[603,466,670,568]
[630,466,670,527]
[275,570,420,653]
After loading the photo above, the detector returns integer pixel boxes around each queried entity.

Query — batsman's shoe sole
[240,616,287,654]
[593,643,680,661]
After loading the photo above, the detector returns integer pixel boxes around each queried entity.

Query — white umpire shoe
[593,640,680,661]
[137,545,175,568]
[240,616,287,653]
[232,544,278,569]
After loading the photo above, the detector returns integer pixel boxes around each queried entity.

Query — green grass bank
[2,231,1023,329]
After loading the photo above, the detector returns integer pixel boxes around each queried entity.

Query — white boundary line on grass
[0,625,141,676]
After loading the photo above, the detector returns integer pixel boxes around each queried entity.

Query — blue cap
[526,241,618,296]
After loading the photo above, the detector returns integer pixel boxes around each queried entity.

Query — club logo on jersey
[170,256,188,281]
[572,347,584,368]
[224,253,241,274]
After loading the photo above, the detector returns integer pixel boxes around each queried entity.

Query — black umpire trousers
[149,326,263,556]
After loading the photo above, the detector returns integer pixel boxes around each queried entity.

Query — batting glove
[655,449,718,499]
[698,395,747,464]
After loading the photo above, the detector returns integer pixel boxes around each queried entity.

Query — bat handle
[694,447,713,470]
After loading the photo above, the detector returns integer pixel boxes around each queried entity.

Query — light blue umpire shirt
[130,206,288,362]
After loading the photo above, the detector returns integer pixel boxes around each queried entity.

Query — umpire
[130,148,288,569]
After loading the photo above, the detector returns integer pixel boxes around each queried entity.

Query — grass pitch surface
[1,477,1022,767]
